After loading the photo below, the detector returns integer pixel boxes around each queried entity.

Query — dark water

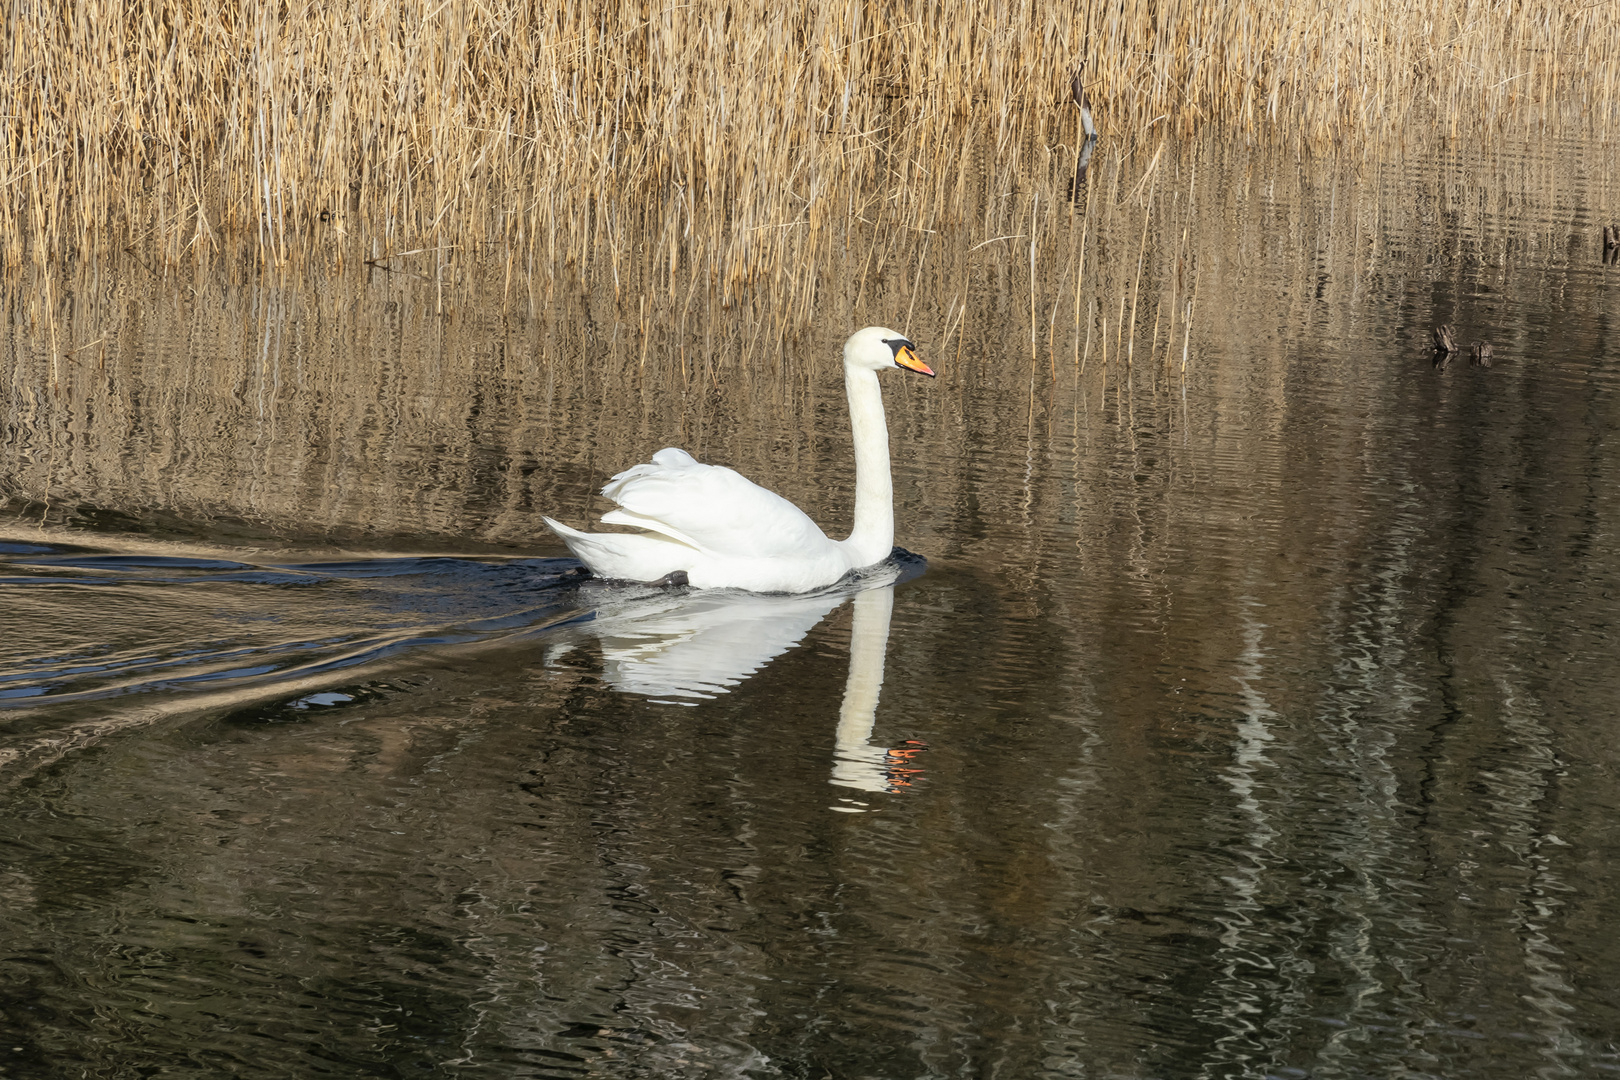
[3,134,1620,1078]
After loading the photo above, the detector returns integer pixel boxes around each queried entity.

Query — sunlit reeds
[2,0,1616,287]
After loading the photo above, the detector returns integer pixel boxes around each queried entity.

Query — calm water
[3,134,1620,1078]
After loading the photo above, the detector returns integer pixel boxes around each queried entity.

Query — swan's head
[844,326,934,377]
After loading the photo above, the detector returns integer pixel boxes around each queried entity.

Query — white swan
[543,326,934,593]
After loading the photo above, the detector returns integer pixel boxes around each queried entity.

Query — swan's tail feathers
[542,516,590,545]
[542,516,698,584]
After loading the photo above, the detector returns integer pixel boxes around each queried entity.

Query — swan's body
[544,326,933,593]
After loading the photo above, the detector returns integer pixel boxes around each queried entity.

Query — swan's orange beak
[895,344,934,377]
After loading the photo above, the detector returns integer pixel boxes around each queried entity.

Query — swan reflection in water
[546,563,924,802]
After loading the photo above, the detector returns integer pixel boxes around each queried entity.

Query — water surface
[3,133,1620,1078]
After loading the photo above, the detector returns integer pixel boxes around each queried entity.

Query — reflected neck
[843,364,893,568]
[832,585,896,793]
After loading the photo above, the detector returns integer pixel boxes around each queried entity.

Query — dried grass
[2,0,1616,295]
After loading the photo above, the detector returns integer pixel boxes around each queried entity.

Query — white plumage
[544,325,934,593]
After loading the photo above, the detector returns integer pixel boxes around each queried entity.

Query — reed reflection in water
[2,131,1620,1077]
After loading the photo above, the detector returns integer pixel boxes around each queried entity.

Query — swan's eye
[883,338,916,357]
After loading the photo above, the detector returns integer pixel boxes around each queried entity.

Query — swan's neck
[842,365,893,568]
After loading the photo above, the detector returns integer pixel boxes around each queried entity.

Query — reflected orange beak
[896,344,935,378]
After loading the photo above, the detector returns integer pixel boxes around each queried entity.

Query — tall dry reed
[2,0,1615,294]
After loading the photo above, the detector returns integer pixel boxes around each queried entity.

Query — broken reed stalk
[1181,299,1194,376]
[2,0,1614,292]
[1030,193,1040,370]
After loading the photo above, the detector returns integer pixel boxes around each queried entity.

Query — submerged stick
[1432,324,1459,370]
[1071,62,1098,196]
[1072,64,1097,139]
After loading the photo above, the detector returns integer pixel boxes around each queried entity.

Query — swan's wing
[599,447,832,558]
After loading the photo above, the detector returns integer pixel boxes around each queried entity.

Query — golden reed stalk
[2,0,1614,282]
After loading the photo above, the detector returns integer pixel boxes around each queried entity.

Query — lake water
[4,132,1620,1078]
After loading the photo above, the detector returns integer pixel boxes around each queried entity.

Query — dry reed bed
[2,0,1616,296]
